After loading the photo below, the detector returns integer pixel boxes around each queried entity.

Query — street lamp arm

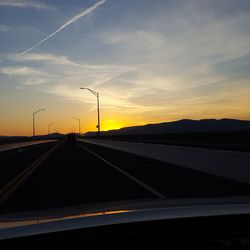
[33,109,45,116]
[80,87,98,97]
[72,116,80,121]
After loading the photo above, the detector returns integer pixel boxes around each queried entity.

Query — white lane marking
[77,143,167,199]
[79,139,250,185]
[0,141,62,206]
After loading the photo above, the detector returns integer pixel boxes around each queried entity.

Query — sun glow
[102,120,124,131]
[101,120,124,131]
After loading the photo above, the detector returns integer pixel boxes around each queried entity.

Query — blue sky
[0,0,250,135]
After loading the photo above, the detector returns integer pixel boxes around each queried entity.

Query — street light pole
[97,92,100,136]
[32,109,45,137]
[80,88,100,136]
[33,114,35,137]
[48,123,54,135]
[72,117,81,134]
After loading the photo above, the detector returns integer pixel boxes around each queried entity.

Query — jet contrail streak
[22,0,106,54]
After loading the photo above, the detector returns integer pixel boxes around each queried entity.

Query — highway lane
[0,141,58,190]
[1,140,250,214]
[80,139,250,184]
[0,140,58,153]
[78,141,250,198]
[0,141,155,214]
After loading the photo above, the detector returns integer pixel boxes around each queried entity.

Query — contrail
[22,0,106,54]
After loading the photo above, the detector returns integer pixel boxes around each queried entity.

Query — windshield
[0,0,250,219]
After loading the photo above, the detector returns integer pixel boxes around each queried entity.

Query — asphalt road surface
[80,139,250,184]
[0,141,58,190]
[1,140,250,214]
[0,140,58,153]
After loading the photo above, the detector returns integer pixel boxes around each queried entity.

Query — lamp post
[80,88,100,136]
[33,109,45,137]
[72,117,81,134]
[48,123,54,135]
[71,125,75,133]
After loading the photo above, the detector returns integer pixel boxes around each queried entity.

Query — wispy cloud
[0,66,43,76]
[0,0,53,10]
[7,52,78,66]
[1,0,250,125]
[0,66,50,85]
[0,24,10,32]
[22,0,107,54]
[4,51,134,82]
[23,77,48,85]
[1,51,135,93]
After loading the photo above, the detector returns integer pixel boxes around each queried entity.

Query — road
[0,140,250,214]
[0,140,58,153]
[80,139,250,184]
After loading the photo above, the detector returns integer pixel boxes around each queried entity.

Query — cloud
[0,66,49,85]
[2,50,135,97]
[0,25,10,32]
[214,54,250,77]
[22,0,107,54]
[7,52,78,66]
[4,51,134,78]
[7,52,134,82]
[37,61,135,105]
[0,66,44,76]
[0,0,53,9]
[94,1,250,108]
[1,0,250,123]
[23,77,48,86]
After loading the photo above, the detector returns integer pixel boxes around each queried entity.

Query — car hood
[1,196,250,240]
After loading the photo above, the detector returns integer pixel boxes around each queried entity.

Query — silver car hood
[1,196,250,240]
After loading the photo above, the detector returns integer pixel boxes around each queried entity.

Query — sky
[0,0,250,136]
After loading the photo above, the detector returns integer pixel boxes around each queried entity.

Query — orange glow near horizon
[1,111,250,137]
[1,84,250,137]
[101,120,124,131]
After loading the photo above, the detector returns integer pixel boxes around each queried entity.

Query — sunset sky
[0,0,250,136]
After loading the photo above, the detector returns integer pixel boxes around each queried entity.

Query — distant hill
[85,119,250,136]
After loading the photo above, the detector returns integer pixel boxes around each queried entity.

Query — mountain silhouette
[85,119,250,136]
